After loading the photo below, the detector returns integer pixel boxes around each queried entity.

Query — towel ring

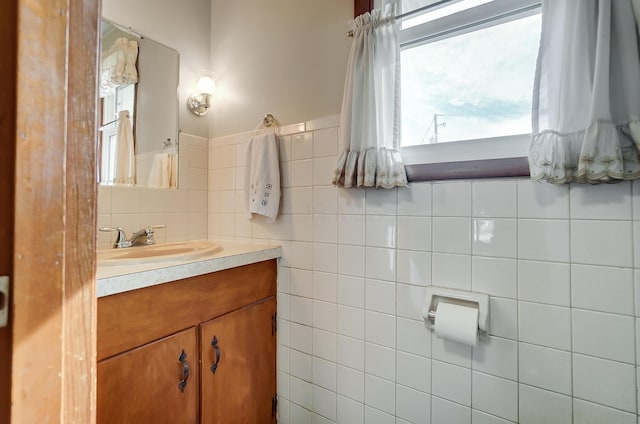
[262,114,279,128]
[253,113,281,135]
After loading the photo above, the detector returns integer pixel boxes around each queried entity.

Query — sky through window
[401,11,541,146]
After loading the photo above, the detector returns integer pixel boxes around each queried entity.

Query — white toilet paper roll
[434,302,479,347]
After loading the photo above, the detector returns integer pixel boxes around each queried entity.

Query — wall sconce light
[187,70,216,116]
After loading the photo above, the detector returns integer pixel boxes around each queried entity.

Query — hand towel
[114,110,136,185]
[244,131,281,222]
[148,153,171,188]
[169,154,178,188]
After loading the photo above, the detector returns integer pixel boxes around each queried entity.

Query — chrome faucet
[99,225,166,248]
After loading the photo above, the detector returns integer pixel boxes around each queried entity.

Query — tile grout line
[515,178,521,424]
[567,184,575,424]
[631,182,640,419]
[429,181,434,424]
[470,181,475,416]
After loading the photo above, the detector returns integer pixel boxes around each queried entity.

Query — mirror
[98,18,180,189]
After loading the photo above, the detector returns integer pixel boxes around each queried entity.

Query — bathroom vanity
[96,243,280,423]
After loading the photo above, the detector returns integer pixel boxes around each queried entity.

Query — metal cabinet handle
[178,350,190,392]
[210,336,221,374]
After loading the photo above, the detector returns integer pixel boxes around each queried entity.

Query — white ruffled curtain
[529,0,640,184]
[100,37,139,98]
[113,110,136,185]
[332,2,408,189]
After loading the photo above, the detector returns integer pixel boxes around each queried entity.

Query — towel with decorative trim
[244,131,281,222]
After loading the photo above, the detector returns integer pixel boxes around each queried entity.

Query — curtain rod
[347,0,454,37]
[98,118,118,130]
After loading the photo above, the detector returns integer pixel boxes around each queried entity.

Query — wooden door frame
[354,0,373,16]
[0,1,18,422]
[6,0,99,422]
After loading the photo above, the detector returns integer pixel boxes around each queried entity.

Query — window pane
[401,13,541,146]
[401,0,492,29]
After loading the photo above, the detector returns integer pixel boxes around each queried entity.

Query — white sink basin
[97,241,223,266]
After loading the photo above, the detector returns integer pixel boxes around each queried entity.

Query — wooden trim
[11,0,98,422]
[0,0,17,421]
[64,0,99,422]
[405,157,531,181]
[354,0,373,17]
[13,0,67,419]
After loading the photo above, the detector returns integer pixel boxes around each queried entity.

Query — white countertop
[96,242,281,298]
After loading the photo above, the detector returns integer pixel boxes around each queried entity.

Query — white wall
[102,0,211,138]
[209,0,352,138]
[209,120,640,424]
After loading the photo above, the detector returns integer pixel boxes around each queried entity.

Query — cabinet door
[200,297,276,424]
[97,327,198,424]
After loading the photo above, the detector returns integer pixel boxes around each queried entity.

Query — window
[374,0,542,178]
[99,84,135,183]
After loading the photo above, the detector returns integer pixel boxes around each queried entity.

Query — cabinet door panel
[201,297,276,424]
[97,327,198,424]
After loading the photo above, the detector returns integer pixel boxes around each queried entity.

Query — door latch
[0,276,8,328]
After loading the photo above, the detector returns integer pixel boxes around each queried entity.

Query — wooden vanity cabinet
[200,297,277,424]
[97,327,199,424]
[97,260,277,424]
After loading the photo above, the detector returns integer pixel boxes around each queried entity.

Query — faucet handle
[143,224,166,245]
[144,224,166,236]
[99,226,126,237]
[99,227,131,248]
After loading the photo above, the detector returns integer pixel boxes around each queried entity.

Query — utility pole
[430,114,446,144]
[433,114,439,144]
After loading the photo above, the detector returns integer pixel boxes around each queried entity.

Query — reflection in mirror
[98,19,180,189]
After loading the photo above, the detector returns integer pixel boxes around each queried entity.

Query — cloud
[401,13,541,145]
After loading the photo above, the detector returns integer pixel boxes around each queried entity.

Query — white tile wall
[396,384,430,424]
[518,342,572,395]
[209,117,640,423]
[97,132,208,249]
[519,383,572,423]
[431,396,470,423]
[572,353,636,413]
[471,336,517,380]
[472,371,518,422]
[432,360,471,406]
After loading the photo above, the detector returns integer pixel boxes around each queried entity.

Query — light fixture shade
[187,70,216,116]
[197,76,216,95]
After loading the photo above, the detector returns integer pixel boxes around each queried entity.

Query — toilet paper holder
[422,286,490,338]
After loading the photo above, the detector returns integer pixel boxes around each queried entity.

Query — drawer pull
[178,350,190,392]
[210,336,221,374]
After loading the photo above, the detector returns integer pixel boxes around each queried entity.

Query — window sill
[401,134,531,181]
[406,157,529,181]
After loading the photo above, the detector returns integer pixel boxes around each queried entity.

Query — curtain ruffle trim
[529,121,640,184]
[332,147,408,189]
[100,38,139,98]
